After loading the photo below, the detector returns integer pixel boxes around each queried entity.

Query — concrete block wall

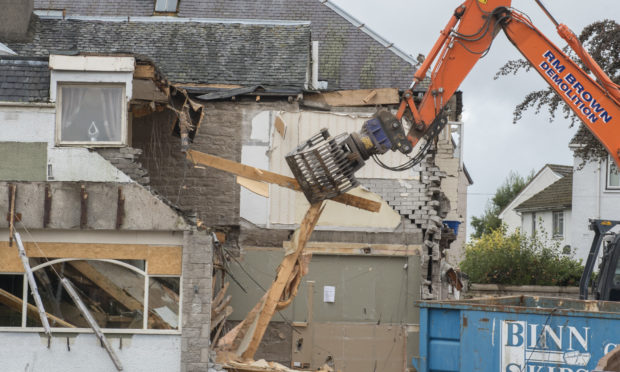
[181,230,213,372]
[362,155,449,300]
[97,147,150,185]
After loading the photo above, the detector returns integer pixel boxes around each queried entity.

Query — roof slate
[547,164,573,177]
[0,57,49,102]
[514,173,573,212]
[34,0,417,90]
[6,16,310,87]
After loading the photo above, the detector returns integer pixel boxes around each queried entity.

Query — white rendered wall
[0,105,131,182]
[500,167,564,233]
[571,157,620,261]
[521,209,572,252]
[0,332,180,372]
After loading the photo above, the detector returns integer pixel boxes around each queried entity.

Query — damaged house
[0,0,472,370]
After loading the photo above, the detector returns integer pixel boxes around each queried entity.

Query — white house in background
[514,172,572,249]
[498,164,573,233]
[570,128,620,261]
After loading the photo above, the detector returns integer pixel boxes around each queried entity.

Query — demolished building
[1,0,472,370]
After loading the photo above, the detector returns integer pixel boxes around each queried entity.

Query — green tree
[495,20,619,164]
[470,170,533,238]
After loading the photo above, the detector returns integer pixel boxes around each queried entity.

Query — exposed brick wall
[132,104,241,226]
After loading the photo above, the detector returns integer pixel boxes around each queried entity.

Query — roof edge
[319,0,416,66]
[35,12,312,26]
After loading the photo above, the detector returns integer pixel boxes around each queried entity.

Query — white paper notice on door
[323,285,335,303]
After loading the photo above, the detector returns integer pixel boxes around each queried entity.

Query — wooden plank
[212,281,229,312]
[237,176,269,198]
[134,64,156,79]
[303,88,400,107]
[280,242,422,257]
[210,305,232,332]
[240,202,324,359]
[274,115,286,138]
[68,261,143,311]
[186,150,381,213]
[146,246,182,275]
[0,287,75,328]
[0,242,182,275]
[132,79,169,102]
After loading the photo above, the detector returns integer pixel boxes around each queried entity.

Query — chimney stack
[0,0,34,42]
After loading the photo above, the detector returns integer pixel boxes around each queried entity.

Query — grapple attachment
[286,110,412,203]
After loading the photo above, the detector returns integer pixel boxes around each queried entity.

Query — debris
[237,176,270,198]
[61,278,124,371]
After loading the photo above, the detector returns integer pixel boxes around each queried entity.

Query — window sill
[0,327,182,335]
[56,142,127,148]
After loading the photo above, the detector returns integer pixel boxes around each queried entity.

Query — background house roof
[498,164,572,217]
[34,0,418,90]
[514,172,573,213]
[0,57,49,102]
[546,164,573,177]
[6,16,310,88]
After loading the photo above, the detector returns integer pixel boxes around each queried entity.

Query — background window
[608,156,620,189]
[553,211,564,238]
[58,84,124,145]
[155,0,179,12]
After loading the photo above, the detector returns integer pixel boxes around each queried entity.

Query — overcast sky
[330,0,618,237]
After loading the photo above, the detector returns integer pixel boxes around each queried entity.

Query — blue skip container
[414,296,620,372]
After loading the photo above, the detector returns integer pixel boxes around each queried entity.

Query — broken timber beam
[0,287,75,328]
[237,202,324,359]
[303,88,400,107]
[186,150,380,213]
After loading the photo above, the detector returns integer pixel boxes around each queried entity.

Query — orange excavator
[286,0,620,299]
[287,0,619,203]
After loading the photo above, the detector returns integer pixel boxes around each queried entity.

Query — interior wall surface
[227,248,419,323]
[226,248,421,370]
[0,332,181,372]
[292,322,406,372]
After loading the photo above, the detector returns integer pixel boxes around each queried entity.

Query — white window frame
[552,211,564,238]
[55,82,128,147]
[154,0,179,13]
[0,259,181,335]
[607,155,620,190]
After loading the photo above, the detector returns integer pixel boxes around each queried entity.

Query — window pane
[553,212,563,237]
[155,0,178,12]
[0,274,24,326]
[609,159,620,187]
[28,260,144,329]
[60,85,123,143]
[148,277,180,330]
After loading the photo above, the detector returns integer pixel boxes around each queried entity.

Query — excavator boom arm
[403,0,620,167]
